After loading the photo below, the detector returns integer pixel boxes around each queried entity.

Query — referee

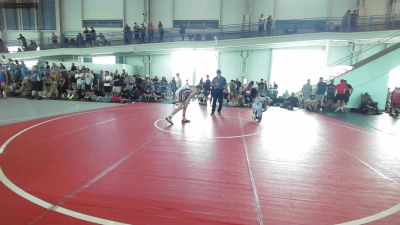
[211,69,227,115]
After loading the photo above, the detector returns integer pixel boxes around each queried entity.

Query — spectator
[335,79,348,112]
[281,92,298,110]
[228,80,238,106]
[389,87,400,118]
[30,65,44,100]
[148,22,154,42]
[350,10,359,31]
[103,71,112,96]
[179,23,186,41]
[235,78,242,92]
[259,14,266,32]
[176,73,182,89]
[17,34,28,50]
[76,33,84,47]
[315,77,327,109]
[257,78,267,96]
[133,22,140,40]
[170,77,177,99]
[90,27,97,46]
[123,24,132,44]
[203,74,211,101]
[305,95,319,112]
[359,93,380,115]
[266,15,272,32]
[98,33,107,46]
[342,10,351,31]
[51,32,58,46]
[84,27,91,46]
[28,40,38,51]
[344,80,353,105]
[158,21,164,41]
[326,80,336,111]
[140,24,146,42]
[63,36,70,47]
[301,79,312,104]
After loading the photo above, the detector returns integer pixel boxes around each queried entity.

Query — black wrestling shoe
[165,116,173,125]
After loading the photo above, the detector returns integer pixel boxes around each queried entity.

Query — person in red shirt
[335,79,348,112]
[390,87,400,118]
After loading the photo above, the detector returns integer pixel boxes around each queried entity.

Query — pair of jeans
[212,89,224,113]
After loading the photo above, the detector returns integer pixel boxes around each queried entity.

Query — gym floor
[0,98,399,225]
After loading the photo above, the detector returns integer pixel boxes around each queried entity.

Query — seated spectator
[28,40,38,51]
[390,87,400,118]
[304,95,319,112]
[359,93,380,115]
[98,33,108,46]
[281,92,298,110]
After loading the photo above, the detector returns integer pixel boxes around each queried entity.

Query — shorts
[336,94,346,101]
[104,86,112,92]
[32,81,44,91]
[315,94,325,102]
[113,86,121,93]
[176,89,191,103]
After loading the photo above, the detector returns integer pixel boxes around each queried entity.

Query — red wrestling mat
[0,103,399,225]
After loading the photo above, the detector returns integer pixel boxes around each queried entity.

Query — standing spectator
[30,65,44,100]
[179,23,186,41]
[176,73,182,89]
[350,10,359,31]
[326,80,336,111]
[84,27,91,46]
[148,22,154,42]
[342,10,351,32]
[315,77,327,109]
[211,69,227,115]
[103,71,112,96]
[90,27,97,46]
[0,66,9,99]
[158,21,164,41]
[266,15,273,32]
[51,32,58,46]
[17,34,28,50]
[335,79,348,112]
[302,79,312,103]
[70,63,77,72]
[203,74,211,100]
[170,77,177,100]
[140,24,146,42]
[344,80,353,105]
[259,14,266,32]
[133,22,140,40]
[235,78,242,92]
[76,33,84,47]
[257,78,266,96]
[123,24,132,44]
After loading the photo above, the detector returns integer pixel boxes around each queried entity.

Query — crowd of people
[0,55,399,119]
[342,9,360,32]
[63,27,109,48]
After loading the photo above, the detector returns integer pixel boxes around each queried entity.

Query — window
[5,8,19,30]
[92,56,116,65]
[39,0,56,30]
[82,20,123,28]
[21,8,36,30]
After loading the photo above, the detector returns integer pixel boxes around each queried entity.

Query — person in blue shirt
[211,69,227,115]
[315,77,328,109]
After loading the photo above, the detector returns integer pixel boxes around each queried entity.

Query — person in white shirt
[84,68,94,91]
[176,73,182,89]
[103,71,112,96]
